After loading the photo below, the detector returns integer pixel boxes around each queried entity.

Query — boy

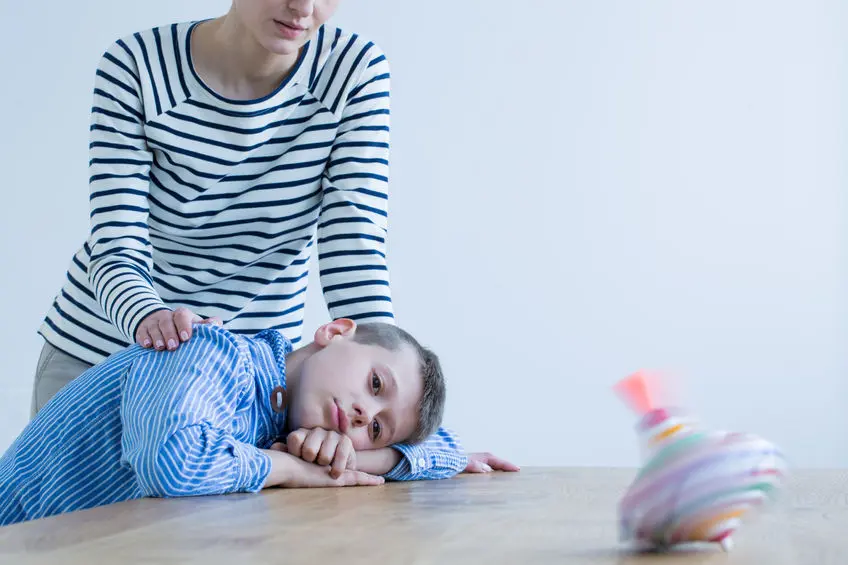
[0,319,447,526]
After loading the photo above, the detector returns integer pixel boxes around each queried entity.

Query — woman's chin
[260,36,305,57]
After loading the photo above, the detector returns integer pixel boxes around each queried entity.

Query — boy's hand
[464,452,521,473]
[285,427,356,479]
[261,449,383,488]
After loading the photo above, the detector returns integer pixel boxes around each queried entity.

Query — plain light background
[0,1,845,467]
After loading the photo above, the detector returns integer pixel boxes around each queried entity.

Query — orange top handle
[614,370,662,415]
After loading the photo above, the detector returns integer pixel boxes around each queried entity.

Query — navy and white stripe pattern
[0,325,288,526]
[40,22,393,364]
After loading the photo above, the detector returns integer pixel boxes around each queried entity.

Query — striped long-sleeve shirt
[0,325,463,526]
[42,21,394,361]
[37,21,467,478]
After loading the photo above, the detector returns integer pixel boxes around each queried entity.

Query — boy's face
[287,321,423,450]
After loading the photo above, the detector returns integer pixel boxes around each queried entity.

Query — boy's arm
[370,427,469,481]
[261,448,383,488]
[356,430,521,480]
[120,326,272,497]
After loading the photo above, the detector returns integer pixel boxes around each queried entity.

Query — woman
[33,0,514,478]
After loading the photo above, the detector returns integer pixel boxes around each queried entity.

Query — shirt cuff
[230,442,272,493]
[384,443,469,481]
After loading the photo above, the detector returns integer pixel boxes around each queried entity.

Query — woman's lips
[274,19,306,40]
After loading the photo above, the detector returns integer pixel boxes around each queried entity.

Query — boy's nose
[351,402,373,428]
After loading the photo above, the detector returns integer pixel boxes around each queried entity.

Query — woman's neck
[193,10,301,100]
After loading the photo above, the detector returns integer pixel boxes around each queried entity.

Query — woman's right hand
[135,307,223,351]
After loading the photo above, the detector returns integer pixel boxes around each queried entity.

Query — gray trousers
[31,341,93,418]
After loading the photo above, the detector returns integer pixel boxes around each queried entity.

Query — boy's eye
[371,372,382,395]
[371,419,382,441]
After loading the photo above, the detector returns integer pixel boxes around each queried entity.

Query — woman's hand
[135,307,223,351]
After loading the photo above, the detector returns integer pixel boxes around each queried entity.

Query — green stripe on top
[635,432,709,481]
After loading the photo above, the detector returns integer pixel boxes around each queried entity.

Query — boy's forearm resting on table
[382,427,469,481]
[355,448,403,476]
[279,428,468,481]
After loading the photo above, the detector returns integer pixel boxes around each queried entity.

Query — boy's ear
[314,318,357,347]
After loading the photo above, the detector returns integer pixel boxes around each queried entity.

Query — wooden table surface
[0,468,845,565]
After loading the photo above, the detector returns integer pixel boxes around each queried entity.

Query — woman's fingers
[173,307,202,342]
[201,316,223,327]
[136,326,153,348]
[158,316,180,351]
[148,323,166,351]
[135,309,223,352]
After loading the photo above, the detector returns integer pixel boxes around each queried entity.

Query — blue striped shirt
[1,325,464,526]
[35,21,466,485]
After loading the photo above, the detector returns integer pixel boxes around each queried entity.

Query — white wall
[1,1,845,468]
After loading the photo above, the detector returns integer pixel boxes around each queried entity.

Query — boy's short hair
[351,322,445,444]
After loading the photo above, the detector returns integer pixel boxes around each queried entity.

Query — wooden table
[0,468,845,564]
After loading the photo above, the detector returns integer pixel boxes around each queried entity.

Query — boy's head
[285,319,445,450]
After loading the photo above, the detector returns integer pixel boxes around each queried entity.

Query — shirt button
[417,457,427,468]
[270,386,287,414]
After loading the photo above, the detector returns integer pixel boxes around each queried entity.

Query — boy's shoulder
[189,323,243,348]
[188,325,291,363]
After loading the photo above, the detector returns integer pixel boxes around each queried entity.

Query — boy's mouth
[334,399,349,434]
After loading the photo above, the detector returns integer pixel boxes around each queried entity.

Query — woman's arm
[87,40,168,342]
[316,43,394,324]
[315,46,473,480]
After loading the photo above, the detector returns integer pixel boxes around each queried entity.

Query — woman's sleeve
[87,40,168,342]
[316,46,470,480]
[316,45,394,323]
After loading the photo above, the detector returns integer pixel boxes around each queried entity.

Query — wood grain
[0,468,845,564]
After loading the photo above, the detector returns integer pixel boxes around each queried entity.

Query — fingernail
[143,339,151,347]
[482,464,493,473]
[155,340,164,349]
[180,331,189,341]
